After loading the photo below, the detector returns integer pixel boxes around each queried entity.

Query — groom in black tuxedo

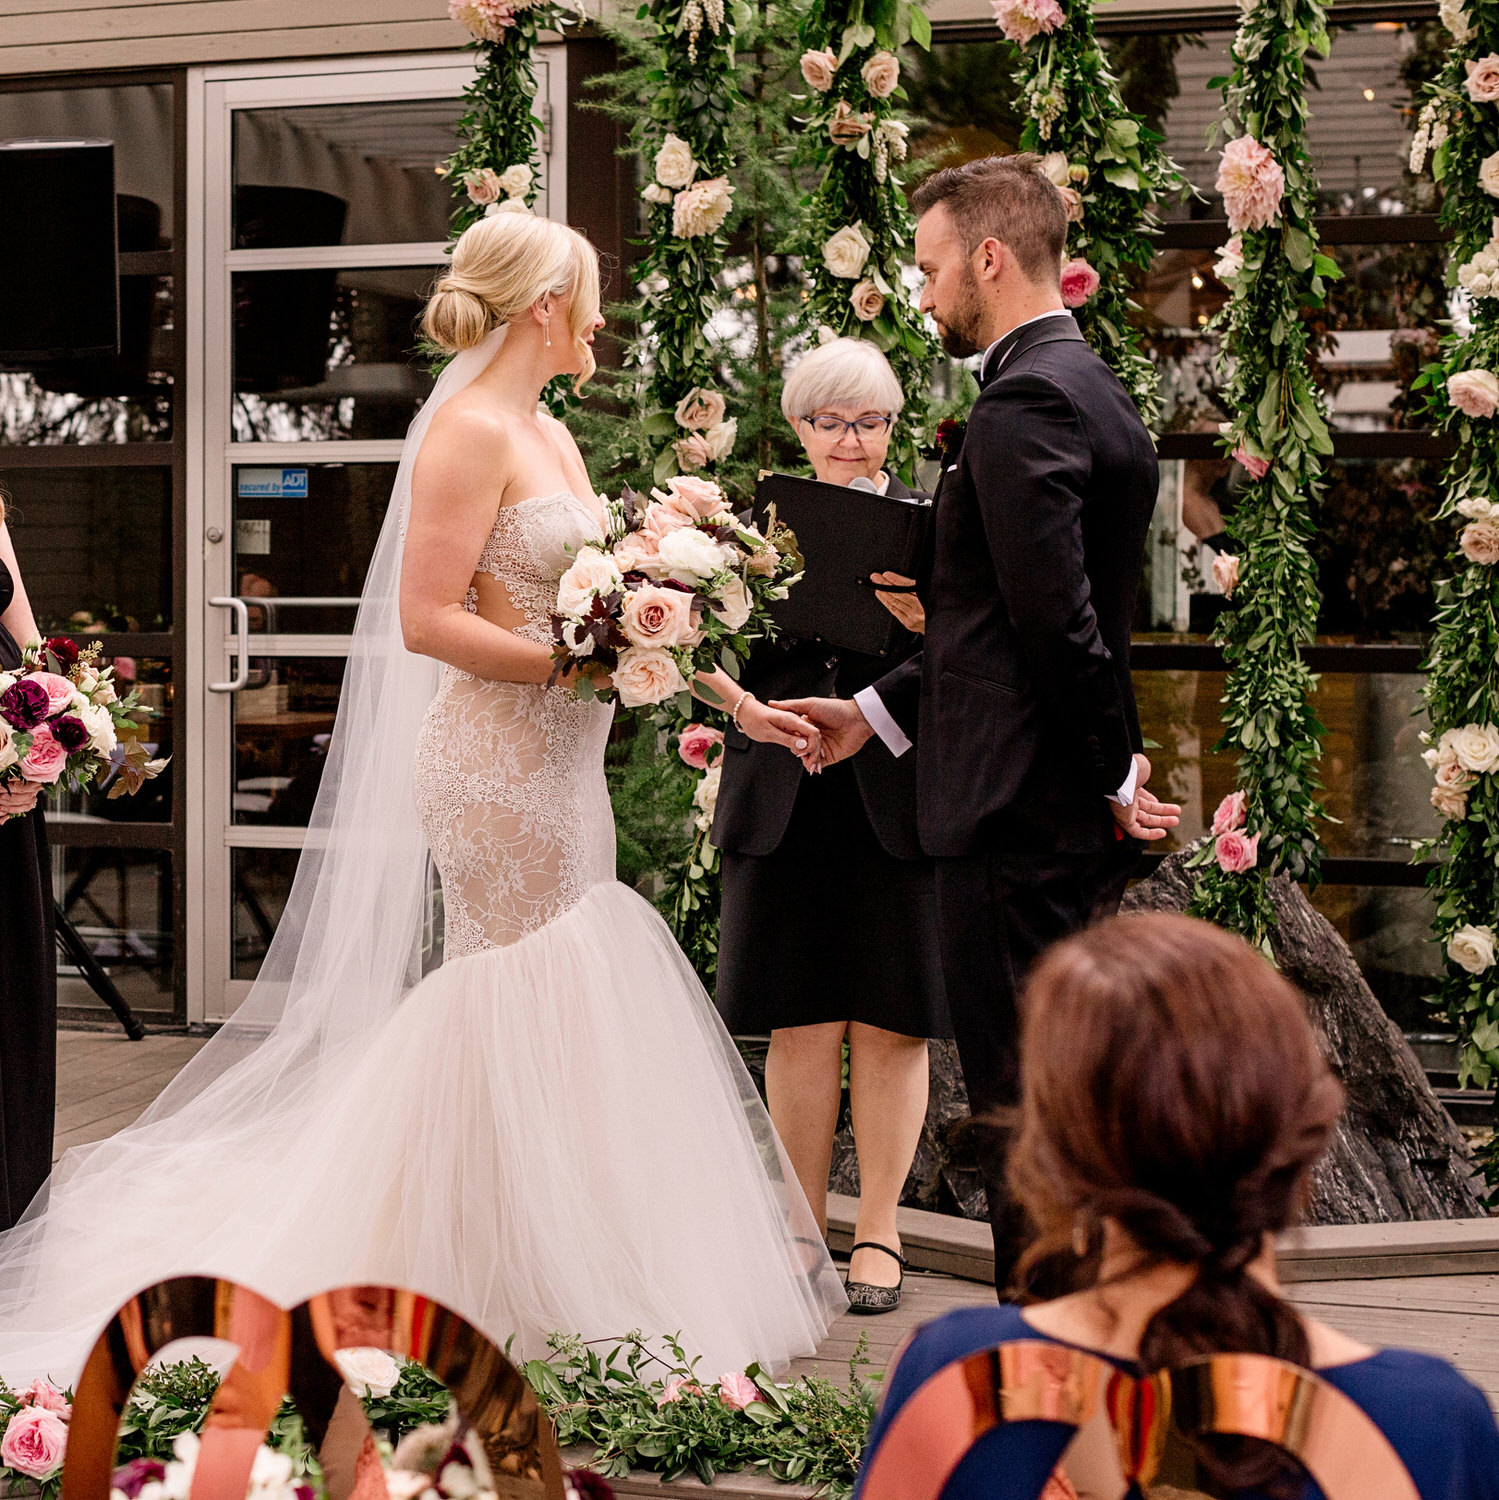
[779,154,1178,1288]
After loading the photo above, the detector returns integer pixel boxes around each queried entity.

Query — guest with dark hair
[853,913,1499,1499]
[0,491,56,1232]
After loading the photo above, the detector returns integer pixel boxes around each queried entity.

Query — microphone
[846,475,880,492]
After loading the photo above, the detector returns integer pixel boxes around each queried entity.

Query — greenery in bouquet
[548,477,801,718]
[792,0,939,474]
[1406,0,1499,1186]
[0,636,167,804]
[525,1332,877,1496]
[1184,0,1337,950]
[995,0,1185,429]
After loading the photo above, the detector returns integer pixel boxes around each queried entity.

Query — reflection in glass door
[194,54,567,1023]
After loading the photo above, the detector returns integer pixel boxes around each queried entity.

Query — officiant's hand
[1110,755,1181,842]
[872,572,925,634]
[771,696,875,772]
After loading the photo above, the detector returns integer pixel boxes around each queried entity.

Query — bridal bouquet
[549,476,801,711]
[0,636,168,800]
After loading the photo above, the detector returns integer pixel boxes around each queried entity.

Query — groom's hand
[1110,754,1181,842]
[770,696,875,772]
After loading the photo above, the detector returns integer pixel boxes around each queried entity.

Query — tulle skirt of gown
[0,649,845,1384]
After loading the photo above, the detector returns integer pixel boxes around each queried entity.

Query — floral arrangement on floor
[525,1333,877,1496]
[1409,0,1499,1187]
[0,636,167,803]
[1184,0,1339,950]
[794,0,938,473]
[660,723,725,971]
[548,477,800,714]
[993,0,1184,427]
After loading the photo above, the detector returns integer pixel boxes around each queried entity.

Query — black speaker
[0,138,119,366]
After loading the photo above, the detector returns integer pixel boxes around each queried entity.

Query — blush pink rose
[1213,829,1260,875]
[614,531,664,577]
[19,1381,70,1420]
[1,1406,68,1480]
[1059,259,1099,308]
[657,1376,705,1406]
[19,724,67,785]
[620,584,698,649]
[1448,368,1499,419]
[660,475,730,519]
[30,671,76,717]
[1211,552,1240,597]
[678,725,725,770]
[642,499,698,542]
[1211,790,1247,835]
[717,1373,762,1411]
[1462,520,1499,566]
[1466,54,1499,103]
[1216,136,1284,234]
[1232,445,1270,480]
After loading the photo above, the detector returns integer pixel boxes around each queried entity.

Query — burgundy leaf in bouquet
[0,677,49,731]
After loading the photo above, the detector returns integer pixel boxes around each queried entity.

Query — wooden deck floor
[50,1030,1499,1495]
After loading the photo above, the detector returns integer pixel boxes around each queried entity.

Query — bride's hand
[568,662,612,693]
[737,693,821,757]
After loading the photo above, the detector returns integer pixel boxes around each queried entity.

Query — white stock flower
[1452,722,1499,774]
[657,526,728,584]
[1449,923,1497,974]
[822,223,872,279]
[654,134,697,189]
[556,549,624,615]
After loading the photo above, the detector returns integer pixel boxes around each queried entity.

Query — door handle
[207,596,250,693]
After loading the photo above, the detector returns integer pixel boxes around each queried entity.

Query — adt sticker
[237,468,308,499]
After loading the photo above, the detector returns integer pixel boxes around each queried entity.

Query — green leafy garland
[1410,0,1499,1184]
[632,0,746,486]
[994,0,1182,428]
[793,0,939,473]
[1184,0,1338,949]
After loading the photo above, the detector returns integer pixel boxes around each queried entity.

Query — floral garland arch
[993,0,1182,427]
[1184,0,1338,947]
[795,0,939,470]
[1411,4,1499,1186]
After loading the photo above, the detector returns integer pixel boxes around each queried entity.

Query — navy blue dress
[854,1305,1499,1500]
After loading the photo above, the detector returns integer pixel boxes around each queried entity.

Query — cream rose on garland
[1461,520,1499,566]
[1449,923,1497,975]
[672,176,734,239]
[1452,722,1499,774]
[823,223,872,280]
[828,101,873,147]
[1467,55,1499,104]
[702,418,737,461]
[1481,151,1499,199]
[461,167,503,206]
[497,163,533,201]
[1441,0,1473,39]
[799,48,837,92]
[674,387,727,431]
[860,51,900,98]
[850,278,885,322]
[654,134,697,190]
[1449,369,1499,420]
[1214,235,1245,284]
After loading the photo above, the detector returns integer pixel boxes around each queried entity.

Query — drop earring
[544,315,551,349]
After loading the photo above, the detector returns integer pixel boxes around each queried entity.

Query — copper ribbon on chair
[61,1280,565,1500]
[857,1339,1420,1500]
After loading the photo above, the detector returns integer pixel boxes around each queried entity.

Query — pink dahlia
[1216,136,1284,234]
[448,0,516,41]
[991,0,1064,46]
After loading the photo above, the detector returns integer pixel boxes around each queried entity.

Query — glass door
[193,53,567,1023]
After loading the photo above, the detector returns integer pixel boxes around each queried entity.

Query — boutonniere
[923,416,967,466]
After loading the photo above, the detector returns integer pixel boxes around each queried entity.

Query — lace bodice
[413,493,616,956]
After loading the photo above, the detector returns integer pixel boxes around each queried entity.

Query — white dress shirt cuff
[853,686,913,758]
[1108,756,1139,807]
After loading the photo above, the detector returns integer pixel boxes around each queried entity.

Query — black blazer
[874,316,1158,859]
[711,473,925,861]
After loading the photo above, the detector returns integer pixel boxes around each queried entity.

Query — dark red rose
[50,714,89,754]
[0,676,49,731]
[43,636,80,669]
[111,1459,166,1499]
[564,1471,614,1499]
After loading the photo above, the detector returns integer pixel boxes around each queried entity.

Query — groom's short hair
[911,154,1067,287]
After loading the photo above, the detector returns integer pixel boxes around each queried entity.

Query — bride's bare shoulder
[415,390,519,492]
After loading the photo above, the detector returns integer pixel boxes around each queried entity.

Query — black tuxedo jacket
[711,473,925,861]
[874,315,1158,859]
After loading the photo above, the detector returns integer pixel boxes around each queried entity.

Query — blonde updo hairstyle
[423,212,602,387]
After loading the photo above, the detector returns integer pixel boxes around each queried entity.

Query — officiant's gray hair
[781,337,905,424]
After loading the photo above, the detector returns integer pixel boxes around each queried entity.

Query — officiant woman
[0,490,56,1231]
[709,337,949,1314]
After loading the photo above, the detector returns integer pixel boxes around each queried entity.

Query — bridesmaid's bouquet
[549,476,801,711]
[0,636,168,800]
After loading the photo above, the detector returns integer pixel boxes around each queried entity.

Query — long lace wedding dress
[0,331,844,1385]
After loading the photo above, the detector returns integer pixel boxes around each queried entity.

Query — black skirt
[716,760,951,1039]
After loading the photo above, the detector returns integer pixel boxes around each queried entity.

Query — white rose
[1480,151,1499,198]
[710,575,753,631]
[654,133,697,190]
[1457,496,1498,521]
[560,620,596,657]
[498,162,533,200]
[484,198,531,216]
[249,1447,296,1491]
[556,548,624,615]
[642,181,674,206]
[657,525,727,584]
[1452,722,1499,774]
[1441,0,1473,40]
[1449,923,1497,974]
[614,646,689,708]
[81,701,116,755]
[822,223,872,280]
[0,723,16,773]
[333,1346,402,1399]
[1039,151,1070,186]
[693,762,722,818]
[702,418,737,461]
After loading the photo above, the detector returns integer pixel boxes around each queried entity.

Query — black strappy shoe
[844,1240,906,1314]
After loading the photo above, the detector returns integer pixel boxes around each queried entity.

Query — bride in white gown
[0,211,845,1384]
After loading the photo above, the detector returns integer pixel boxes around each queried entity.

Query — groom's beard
[935,271,988,360]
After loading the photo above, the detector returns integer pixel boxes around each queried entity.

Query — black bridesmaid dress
[0,556,56,1231]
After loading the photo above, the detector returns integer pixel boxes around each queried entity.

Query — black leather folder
[753,471,932,658]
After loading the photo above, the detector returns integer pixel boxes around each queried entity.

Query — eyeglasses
[804,414,894,439]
